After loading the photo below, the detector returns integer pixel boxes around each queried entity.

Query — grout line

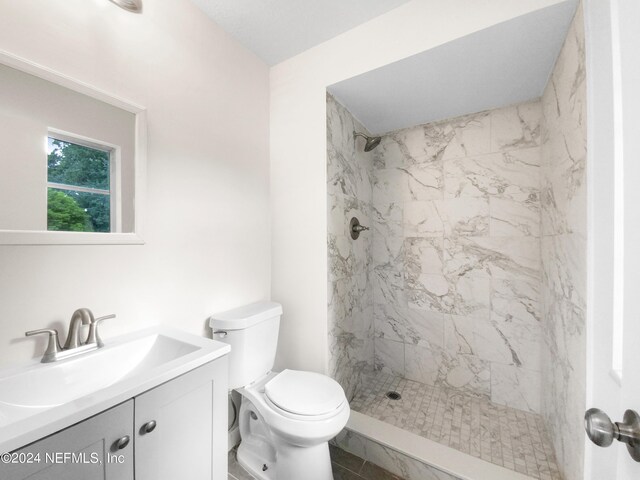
[350,371,556,479]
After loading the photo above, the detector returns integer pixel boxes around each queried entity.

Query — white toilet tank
[209,301,282,390]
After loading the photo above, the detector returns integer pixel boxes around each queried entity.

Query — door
[134,359,228,480]
[0,401,134,480]
[585,0,640,478]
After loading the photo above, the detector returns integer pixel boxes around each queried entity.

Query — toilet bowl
[209,302,350,480]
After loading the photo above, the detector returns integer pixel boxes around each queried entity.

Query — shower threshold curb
[344,410,538,480]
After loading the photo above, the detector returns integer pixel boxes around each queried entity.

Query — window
[46,134,115,233]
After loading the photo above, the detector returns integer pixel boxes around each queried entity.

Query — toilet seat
[264,369,345,417]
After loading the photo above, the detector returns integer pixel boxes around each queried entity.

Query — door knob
[585,408,640,461]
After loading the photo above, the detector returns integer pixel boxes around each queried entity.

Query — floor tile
[330,443,366,473]
[228,445,403,480]
[333,463,366,480]
[228,448,256,480]
[359,462,403,480]
[351,371,559,480]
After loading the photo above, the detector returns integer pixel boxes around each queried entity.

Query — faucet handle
[25,329,62,362]
[86,314,115,347]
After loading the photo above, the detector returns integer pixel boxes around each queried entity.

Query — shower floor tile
[350,371,562,480]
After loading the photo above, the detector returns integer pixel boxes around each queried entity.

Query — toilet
[210,301,350,480]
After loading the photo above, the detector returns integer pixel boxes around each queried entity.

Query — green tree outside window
[47,138,111,233]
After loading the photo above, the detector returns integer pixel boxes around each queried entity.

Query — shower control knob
[585,408,640,461]
[350,217,369,240]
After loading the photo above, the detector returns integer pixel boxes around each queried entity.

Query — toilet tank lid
[209,301,282,331]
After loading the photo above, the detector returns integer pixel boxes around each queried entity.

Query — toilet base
[238,439,333,480]
[237,440,276,480]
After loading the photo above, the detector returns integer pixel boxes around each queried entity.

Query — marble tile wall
[327,7,586,478]
[327,93,375,400]
[540,4,587,480]
[371,101,544,413]
[333,429,462,480]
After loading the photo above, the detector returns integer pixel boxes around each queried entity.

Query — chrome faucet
[25,308,116,363]
[63,308,94,350]
[86,313,116,347]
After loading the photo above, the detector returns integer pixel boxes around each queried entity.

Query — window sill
[0,230,144,245]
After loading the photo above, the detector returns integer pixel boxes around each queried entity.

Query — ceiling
[189,0,412,66]
[328,0,578,134]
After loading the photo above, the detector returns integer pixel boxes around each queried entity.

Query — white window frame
[0,49,146,245]
[47,129,121,233]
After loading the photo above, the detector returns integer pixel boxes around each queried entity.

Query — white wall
[0,0,270,368]
[271,0,572,373]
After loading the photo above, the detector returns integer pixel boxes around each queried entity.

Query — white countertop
[0,326,230,454]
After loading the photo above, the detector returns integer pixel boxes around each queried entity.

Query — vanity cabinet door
[0,400,134,480]
[134,358,228,480]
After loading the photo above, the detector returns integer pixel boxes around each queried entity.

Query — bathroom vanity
[0,327,230,480]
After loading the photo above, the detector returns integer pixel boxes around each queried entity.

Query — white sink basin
[0,326,229,454]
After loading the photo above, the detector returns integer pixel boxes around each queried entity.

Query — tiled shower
[327,4,586,480]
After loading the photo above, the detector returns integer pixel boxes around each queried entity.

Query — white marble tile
[446,236,540,282]
[327,148,357,198]
[405,343,443,385]
[398,124,451,166]
[491,276,541,326]
[371,203,403,269]
[407,274,450,313]
[329,276,364,329]
[408,266,491,319]
[443,147,541,203]
[447,273,491,319]
[371,135,407,169]
[444,314,475,355]
[404,201,445,237]
[327,193,345,236]
[441,197,490,237]
[405,237,444,283]
[473,316,541,371]
[328,233,355,282]
[327,94,376,399]
[333,429,461,480]
[438,353,490,396]
[326,94,373,204]
[541,155,587,237]
[372,267,406,307]
[373,302,405,343]
[442,111,492,160]
[490,197,540,237]
[491,364,541,413]
[330,74,563,442]
[373,168,406,206]
[484,236,541,281]
[490,101,542,152]
[539,4,587,480]
[375,111,491,168]
[404,307,445,348]
[541,233,586,311]
[375,302,445,348]
[327,93,354,156]
[404,162,444,201]
[374,337,405,376]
